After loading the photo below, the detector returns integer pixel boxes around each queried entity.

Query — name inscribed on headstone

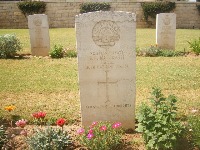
[76,11,136,129]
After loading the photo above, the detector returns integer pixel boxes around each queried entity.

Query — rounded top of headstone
[28,14,49,29]
[75,11,136,23]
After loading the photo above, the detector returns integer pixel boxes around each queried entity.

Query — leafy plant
[138,45,161,57]
[0,125,8,149]
[188,111,200,148]
[50,44,64,58]
[159,49,185,57]
[0,34,22,58]
[65,50,77,58]
[27,126,71,150]
[136,87,184,150]
[17,1,46,17]
[141,2,176,22]
[77,121,123,150]
[197,5,200,13]
[187,37,200,55]
[137,45,185,57]
[80,2,110,13]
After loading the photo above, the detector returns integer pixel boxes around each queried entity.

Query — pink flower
[15,119,27,128]
[20,129,27,136]
[112,122,122,129]
[56,118,65,127]
[87,133,94,140]
[88,128,93,133]
[77,128,85,135]
[100,125,107,131]
[90,121,98,128]
[92,121,98,126]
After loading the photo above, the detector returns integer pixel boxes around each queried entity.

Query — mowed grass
[1,28,200,53]
[0,28,200,123]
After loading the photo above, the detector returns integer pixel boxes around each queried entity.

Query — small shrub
[27,127,71,150]
[0,125,8,149]
[187,37,200,55]
[136,87,184,150]
[50,45,64,58]
[197,5,200,13]
[188,111,200,148]
[77,121,123,150]
[65,50,77,58]
[0,34,22,58]
[80,2,111,13]
[139,45,161,57]
[141,2,176,22]
[138,45,185,57]
[159,49,185,57]
[17,1,46,17]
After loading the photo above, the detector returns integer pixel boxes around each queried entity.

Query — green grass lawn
[1,28,200,53]
[0,29,200,124]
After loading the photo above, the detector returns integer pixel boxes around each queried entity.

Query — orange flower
[5,105,16,112]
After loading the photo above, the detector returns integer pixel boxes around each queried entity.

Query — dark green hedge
[80,2,110,13]
[17,1,46,17]
[197,5,200,13]
[141,2,176,21]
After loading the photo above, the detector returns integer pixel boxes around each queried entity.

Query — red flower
[56,118,65,127]
[37,112,46,118]
[32,112,40,119]
[32,111,46,119]
[88,128,93,134]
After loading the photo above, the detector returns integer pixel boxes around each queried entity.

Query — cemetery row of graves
[0,11,200,149]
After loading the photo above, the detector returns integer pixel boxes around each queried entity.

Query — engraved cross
[98,71,118,104]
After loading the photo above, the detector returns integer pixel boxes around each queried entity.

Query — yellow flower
[5,105,16,112]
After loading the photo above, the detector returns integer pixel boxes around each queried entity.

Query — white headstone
[28,14,50,56]
[156,13,176,50]
[76,11,136,129]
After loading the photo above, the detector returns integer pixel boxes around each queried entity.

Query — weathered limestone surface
[156,13,176,50]
[76,11,136,129]
[28,14,50,56]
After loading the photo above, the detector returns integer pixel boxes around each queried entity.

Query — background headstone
[28,14,50,56]
[156,13,176,50]
[76,11,136,129]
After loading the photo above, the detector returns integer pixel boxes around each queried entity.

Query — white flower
[191,109,198,113]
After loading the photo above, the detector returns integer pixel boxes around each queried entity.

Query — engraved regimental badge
[92,20,120,49]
